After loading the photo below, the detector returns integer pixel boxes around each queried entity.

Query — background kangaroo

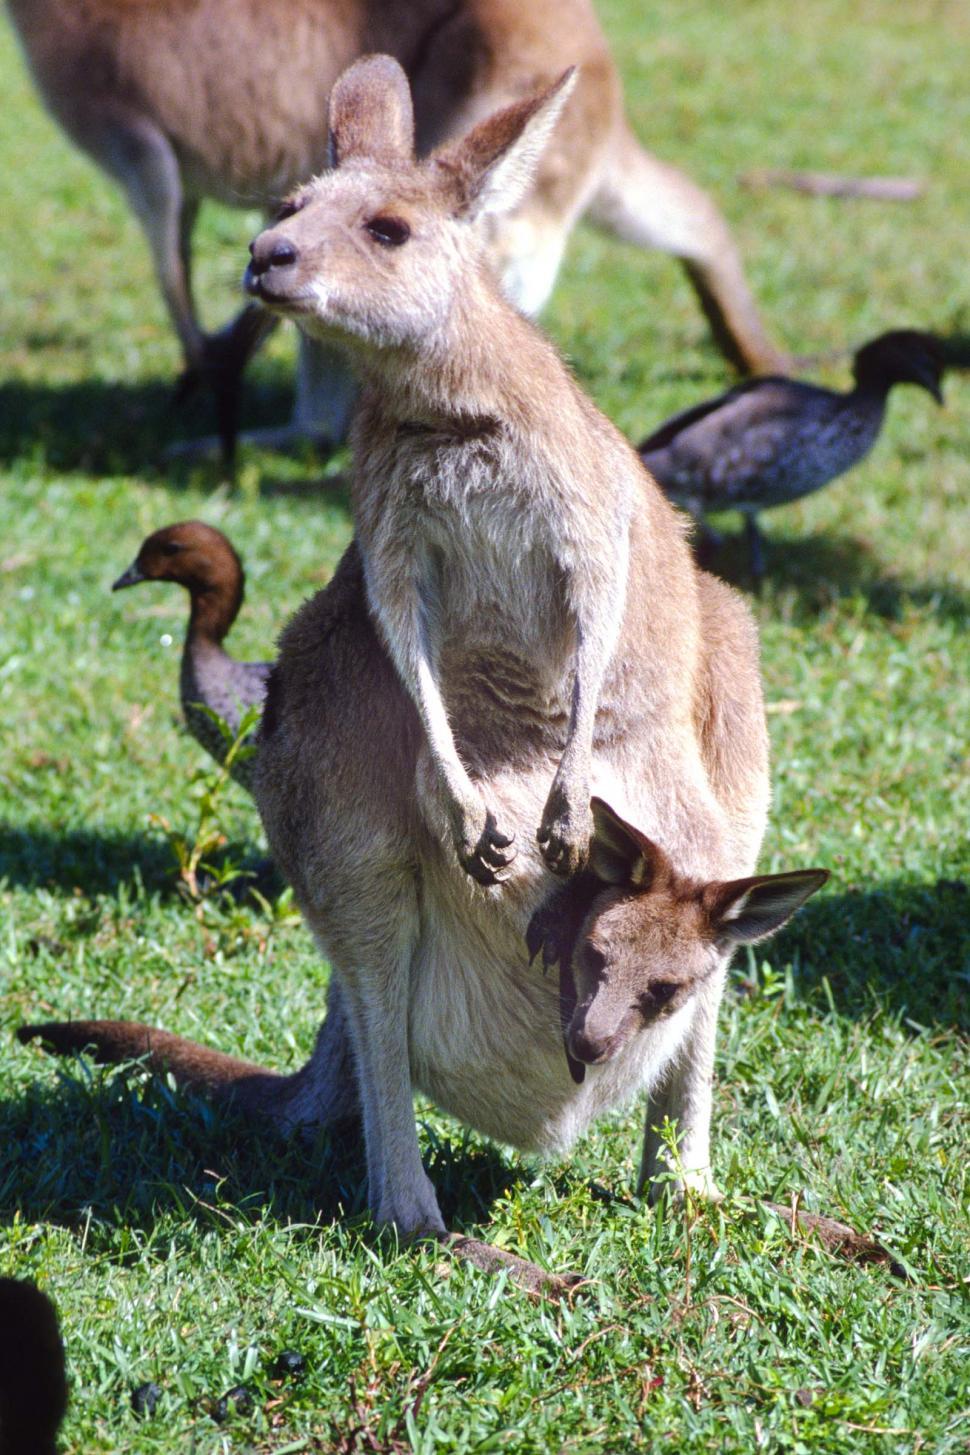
[21,61,825,1266]
[8,0,786,459]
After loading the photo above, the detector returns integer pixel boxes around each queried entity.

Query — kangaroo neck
[356,278,566,437]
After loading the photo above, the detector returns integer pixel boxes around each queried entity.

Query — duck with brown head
[113,522,271,788]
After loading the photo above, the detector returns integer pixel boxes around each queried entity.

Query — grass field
[1,0,968,1450]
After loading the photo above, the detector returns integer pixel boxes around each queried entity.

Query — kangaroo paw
[459,811,517,886]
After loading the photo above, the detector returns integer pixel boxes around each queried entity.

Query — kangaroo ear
[705,868,829,946]
[587,797,669,888]
[435,68,577,222]
[328,54,415,167]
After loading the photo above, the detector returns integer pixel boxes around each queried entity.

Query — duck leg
[687,509,723,569]
[743,512,767,587]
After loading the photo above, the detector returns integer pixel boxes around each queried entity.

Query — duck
[113,522,271,789]
[637,330,945,580]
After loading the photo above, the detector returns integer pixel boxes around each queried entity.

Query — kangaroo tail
[18,1001,359,1133]
[17,1019,281,1113]
[588,122,789,375]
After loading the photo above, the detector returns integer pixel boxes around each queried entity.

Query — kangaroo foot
[171,305,278,471]
[438,1233,586,1301]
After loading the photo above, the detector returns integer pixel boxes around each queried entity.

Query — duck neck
[187,579,241,648]
[850,370,893,406]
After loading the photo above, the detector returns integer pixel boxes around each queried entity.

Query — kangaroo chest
[359,429,579,718]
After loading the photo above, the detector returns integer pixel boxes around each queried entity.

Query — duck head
[852,330,945,403]
[113,521,242,596]
[529,799,828,1083]
[112,521,245,640]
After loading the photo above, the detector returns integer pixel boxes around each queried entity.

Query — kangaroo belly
[405,878,695,1157]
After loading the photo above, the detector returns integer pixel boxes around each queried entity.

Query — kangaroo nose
[248,234,299,277]
[568,1028,610,1065]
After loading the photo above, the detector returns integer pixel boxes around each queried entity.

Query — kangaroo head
[244,54,575,361]
[533,798,828,1082]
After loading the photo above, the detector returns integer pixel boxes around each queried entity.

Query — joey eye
[582,944,607,976]
[649,982,679,1008]
[275,196,304,222]
[365,215,411,247]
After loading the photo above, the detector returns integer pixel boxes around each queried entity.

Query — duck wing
[639,378,839,511]
[637,375,787,454]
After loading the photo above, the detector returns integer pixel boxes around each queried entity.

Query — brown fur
[9,0,785,459]
[19,69,824,1273]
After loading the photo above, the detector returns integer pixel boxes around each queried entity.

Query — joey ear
[328,54,415,167]
[588,797,669,888]
[435,68,577,222]
[705,868,829,946]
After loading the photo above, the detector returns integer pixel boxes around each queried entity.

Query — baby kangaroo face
[244,53,575,358]
[532,799,828,1080]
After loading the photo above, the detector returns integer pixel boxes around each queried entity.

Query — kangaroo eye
[650,982,679,1007]
[365,215,411,247]
[582,944,607,976]
[275,196,304,222]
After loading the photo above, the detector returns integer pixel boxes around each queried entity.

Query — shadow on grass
[0,822,273,903]
[0,1066,523,1239]
[704,528,969,626]
[0,374,296,476]
[758,879,970,1032]
[0,823,177,897]
[0,375,356,512]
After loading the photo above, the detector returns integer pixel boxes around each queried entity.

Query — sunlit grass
[1,1,968,1450]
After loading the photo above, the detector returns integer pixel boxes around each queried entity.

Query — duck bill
[112,562,145,591]
[914,362,944,404]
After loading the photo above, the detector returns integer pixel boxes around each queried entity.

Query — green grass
[1,0,968,1450]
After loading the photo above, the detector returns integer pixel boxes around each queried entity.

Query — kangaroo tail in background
[589,122,789,375]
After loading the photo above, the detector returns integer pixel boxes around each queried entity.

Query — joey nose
[248,234,299,277]
[569,1028,609,1066]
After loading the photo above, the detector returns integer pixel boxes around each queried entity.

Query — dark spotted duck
[113,521,270,789]
[638,330,945,579]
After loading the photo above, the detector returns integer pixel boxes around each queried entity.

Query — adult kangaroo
[20,61,825,1284]
[8,0,786,461]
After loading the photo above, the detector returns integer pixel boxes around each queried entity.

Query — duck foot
[743,513,766,589]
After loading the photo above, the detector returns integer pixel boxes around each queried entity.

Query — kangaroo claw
[459,812,516,886]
